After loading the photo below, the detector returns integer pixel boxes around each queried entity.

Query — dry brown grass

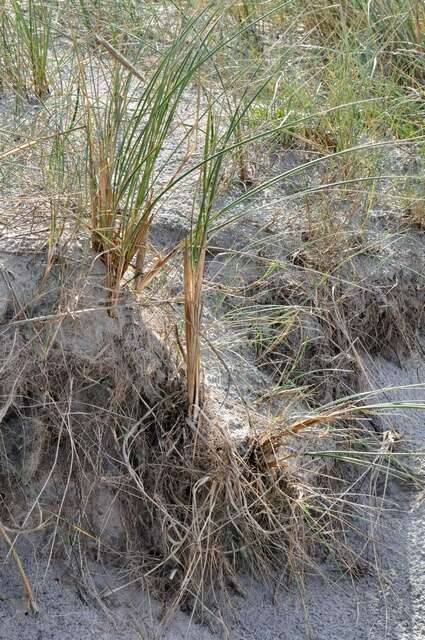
[0,249,423,635]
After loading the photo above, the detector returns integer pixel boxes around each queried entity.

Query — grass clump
[0,0,52,102]
[0,0,424,632]
[301,0,425,81]
[77,9,224,307]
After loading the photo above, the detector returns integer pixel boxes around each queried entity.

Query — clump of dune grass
[243,0,424,176]
[0,0,52,102]
[300,0,425,80]
[1,0,425,630]
[70,1,289,316]
[76,8,222,308]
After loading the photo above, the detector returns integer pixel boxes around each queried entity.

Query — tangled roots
[0,249,396,628]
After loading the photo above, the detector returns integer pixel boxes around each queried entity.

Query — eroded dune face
[0,249,175,544]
